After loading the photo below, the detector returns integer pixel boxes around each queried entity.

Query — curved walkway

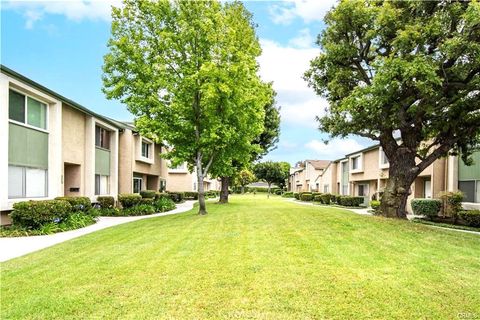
[0,201,196,262]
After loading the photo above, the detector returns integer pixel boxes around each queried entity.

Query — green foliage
[338,196,364,207]
[282,192,294,198]
[458,210,480,227]
[140,198,155,205]
[96,196,115,209]
[123,204,156,216]
[370,200,381,215]
[411,199,442,218]
[140,190,156,199]
[300,193,314,202]
[55,197,92,212]
[330,194,339,204]
[319,193,332,205]
[97,208,122,217]
[11,200,73,229]
[439,191,464,218]
[305,0,480,216]
[155,192,171,201]
[232,169,256,189]
[274,189,282,196]
[253,161,290,191]
[118,194,142,208]
[184,192,199,200]
[294,193,300,200]
[167,192,185,203]
[103,0,273,214]
[153,197,176,213]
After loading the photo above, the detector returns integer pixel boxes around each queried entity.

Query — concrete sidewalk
[0,201,196,262]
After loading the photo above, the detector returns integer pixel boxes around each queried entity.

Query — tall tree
[232,169,256,194]
[217,90,281,203]
[305,0,480,218]
[253,161,290,197]
[103,0,269,214]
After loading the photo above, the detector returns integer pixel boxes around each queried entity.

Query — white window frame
[8,88,49,133]
[378,147,389,169]
[136,137,154,164]
[133,177,143,193]
[95,174,110,196]
[8,165,48,199]
[349,153,363,173]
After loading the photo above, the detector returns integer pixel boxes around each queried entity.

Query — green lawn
[1,195,479,319]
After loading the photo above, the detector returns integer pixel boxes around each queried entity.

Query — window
[358,184,368,197]
[8,165,47,198]
[380,150,389,166]
[324,185,329,193]
[159,179,166,192]
[351,156,360,170]
[458,181,479,203]
[133,177,143,193]
[141,141,150,158]
[9,90,47,130]
[95,126,110,150]
[95,174,109,195]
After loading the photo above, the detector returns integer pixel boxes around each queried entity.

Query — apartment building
[288,160,330,192]
[167,162,220,192]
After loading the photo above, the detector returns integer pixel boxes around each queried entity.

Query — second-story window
[95,126,110,149]
[380,150,389,165]
[141,141,150,158]
[351,156,360,170]
[9,89,47,130]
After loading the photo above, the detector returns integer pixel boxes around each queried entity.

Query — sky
[1,0,374,165]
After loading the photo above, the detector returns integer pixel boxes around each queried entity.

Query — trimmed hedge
[319,193,332,204]
[155,192,171,201]
[274,189,282,195]
[330,194,339,204]
[118,194,142,208]
[167,192,185,203]
[314,195,322,202]
[370,200,381,214]
[282,192,294,198]
[96,196,115,209]
[55,196,92,211]
[154,197,176,212]
[184,191,199,200]
[294,193,300,200]
[338,196,364,207]
[459,210,480,227]
[140,190,156,199]
[11,200,73,229]
[300,193,314,201]
[411,199,442,218]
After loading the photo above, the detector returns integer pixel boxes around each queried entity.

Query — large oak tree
[305,0,480,218]
[103,0,270,214]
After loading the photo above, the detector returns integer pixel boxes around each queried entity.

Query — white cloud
[305,138,367,159]
[3,0,122,28]
[289,28,315,49]
[258,38,325,128]
[268,0,337,25]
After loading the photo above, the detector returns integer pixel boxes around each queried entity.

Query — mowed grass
[1,196,479,319]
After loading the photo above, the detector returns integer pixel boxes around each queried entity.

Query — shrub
[184,191,199,200]
[370,200,381,214]
[167,192,185,203]
[140,198,154,205]
[440,191,464,219]
[330,194,339,204]
[282,192,294,198]
[155,192,171,201]
[314,195,322,202]
[338,196,364,207]
[154,197,176,212]
[411,199,442,218]
[97,208,122,216]
[300,193,314,201]
[320,193,332,205]
[57,212,96,230]
[118,194,142,208]
[55,196,92,211]
[140,190,156,199]
[123,204,156,216]
[458,210,480,227]
[294,193,300,200]
[96,196,115,209]
[11,200,73,229]
[274,189,282,195]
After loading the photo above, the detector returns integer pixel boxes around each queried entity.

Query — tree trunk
[379,155,418,219]
[219,176,229,204]
[267,183,271,199]
[196,164,207,215]
[241,186,245,194]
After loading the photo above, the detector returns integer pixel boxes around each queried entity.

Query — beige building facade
[167,162,220,192]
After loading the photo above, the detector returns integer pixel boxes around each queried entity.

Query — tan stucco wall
[118,129,134,194]
[167,172,194,192]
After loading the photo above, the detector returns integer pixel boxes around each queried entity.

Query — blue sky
[1,0,373,165]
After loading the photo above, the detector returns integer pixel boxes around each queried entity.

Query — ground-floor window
[159,179,166,192]
[133,177,142,193]
[8,165,48,198]
[324,184,329,193]
[95,174,109,195]
[458,180,480,203]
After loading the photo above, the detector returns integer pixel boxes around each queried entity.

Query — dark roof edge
[1,64,123,129]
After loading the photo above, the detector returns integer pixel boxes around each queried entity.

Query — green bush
[97,208,122,216]
[320,193,332,205]
[140,198,154,205]
[11,200,73,229]
[57,212,96,230]
[294,193,300,200]
[370,200,381,214]
[314,195,322,202]
[55,196,92,211]
[96,196,115,209]
[184,191,199,200]
[155,192,171,201]
[282,192,294,198]
[123,204,156,216]
[338,196,364,207]
[140,190,156,199]
[274,189,282,195]
[118,194,142,208]
[458,210,480,227]
[411,199,442,218]
[167,192,185,203]
[300,193,314,201]
[440,191,464,218]
[154,197,176,212]
[330,194,339,204]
